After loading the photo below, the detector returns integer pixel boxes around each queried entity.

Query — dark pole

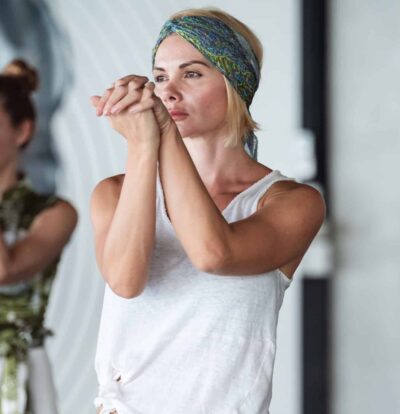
[301,0,331,413]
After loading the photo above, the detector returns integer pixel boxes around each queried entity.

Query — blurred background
[1,0,399,413]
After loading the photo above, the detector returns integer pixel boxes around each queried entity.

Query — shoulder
[51,199,78,223]
[34,197,78,231]
[92,174,125,197]
[91,174,125,205]
[22,188,78,230]
[90,174,125,222]
[259,180,326,232]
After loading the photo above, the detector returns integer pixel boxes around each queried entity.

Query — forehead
[154,34,208,67]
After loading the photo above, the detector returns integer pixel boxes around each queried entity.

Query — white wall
[329,1,400,413]
[43,1,305,412]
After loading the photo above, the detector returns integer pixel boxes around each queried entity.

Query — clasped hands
[90,75,174,146]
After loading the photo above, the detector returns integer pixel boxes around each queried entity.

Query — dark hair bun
[2,59,39,93]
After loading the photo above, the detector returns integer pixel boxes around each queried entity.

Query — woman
[91,8,325,414]
[0,59,77,414]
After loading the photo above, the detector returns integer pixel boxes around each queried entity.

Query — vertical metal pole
[301,0,331,413]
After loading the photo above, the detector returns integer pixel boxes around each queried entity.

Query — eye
[154,75,167,83]
[185,71,201,79]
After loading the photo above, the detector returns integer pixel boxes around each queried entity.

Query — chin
[175,125,192,139]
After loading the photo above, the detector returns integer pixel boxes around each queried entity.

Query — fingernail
[110,107,118,114]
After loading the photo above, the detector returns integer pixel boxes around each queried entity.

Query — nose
[157,80,183,104]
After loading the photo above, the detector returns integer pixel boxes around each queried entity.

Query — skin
[91,33,325,414]
[0,104,78,285]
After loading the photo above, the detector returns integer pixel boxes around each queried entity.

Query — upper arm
[3,200,78,284]
[207,182,326,276]
[90,175,123,274]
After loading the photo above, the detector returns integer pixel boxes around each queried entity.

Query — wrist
[162,124,181,143]
[127,141,159,159]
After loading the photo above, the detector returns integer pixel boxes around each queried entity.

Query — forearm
[0,232,11,283]
[158,127,231,271]
[102,142,158,297]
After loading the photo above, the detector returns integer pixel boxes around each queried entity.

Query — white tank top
[94,170,294,414]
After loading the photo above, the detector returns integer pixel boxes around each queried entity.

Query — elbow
[191,245,230,274]
[102,265,147,299]
[108,282,144,299]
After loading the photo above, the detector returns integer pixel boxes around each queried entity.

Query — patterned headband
[152,15,260,159]
[152,15,260,108]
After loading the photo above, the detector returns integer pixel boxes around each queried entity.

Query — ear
[16,119,34,148]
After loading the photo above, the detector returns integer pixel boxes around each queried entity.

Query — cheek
[0,130,19,155]
[192,86,227,121]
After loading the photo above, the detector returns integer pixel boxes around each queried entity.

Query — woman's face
[153,34,228,139]
[0,103,29,172]
[0,104,19,171]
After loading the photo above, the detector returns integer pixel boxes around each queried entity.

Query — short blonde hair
[169,8,263,148]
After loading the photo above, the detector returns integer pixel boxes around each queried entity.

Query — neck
[182,130,257,191]
[0,160,19,199]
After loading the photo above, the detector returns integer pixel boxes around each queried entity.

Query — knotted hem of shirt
[94,377,133,414]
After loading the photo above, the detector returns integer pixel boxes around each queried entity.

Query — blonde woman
[91,8,325,414]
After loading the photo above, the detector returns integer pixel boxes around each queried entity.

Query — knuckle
[116,84,127,92]
[128,89,140,98]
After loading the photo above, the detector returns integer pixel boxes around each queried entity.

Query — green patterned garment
[0,177,61,414]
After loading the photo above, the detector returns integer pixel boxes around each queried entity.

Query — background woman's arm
[0,201,77,285]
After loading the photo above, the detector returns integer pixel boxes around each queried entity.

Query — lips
[168,109,188,120]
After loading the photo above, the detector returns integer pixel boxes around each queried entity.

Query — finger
[114,75,148,87]
[141,82,156,101]
[152,94,169,115]
[103,85,129,115]
[109,88,144,115]
[127,97,157,114]
[96,88,114,116]
[110,80,149,114]
[90,95,101,107]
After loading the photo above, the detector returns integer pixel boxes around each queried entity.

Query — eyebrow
[153,60,210,71]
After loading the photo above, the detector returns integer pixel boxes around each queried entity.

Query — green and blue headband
[152,15,261,159]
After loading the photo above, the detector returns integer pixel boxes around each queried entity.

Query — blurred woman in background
[0,59,77,414]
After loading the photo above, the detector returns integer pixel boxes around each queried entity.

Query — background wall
[329,1,400,413]
[42,1,306,413]
[4,1,399,413]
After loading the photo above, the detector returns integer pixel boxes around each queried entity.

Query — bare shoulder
[32,199,78,235]
[52,199,78,219]
[259,180,326,230]
[91,174,125,207]
[90,174,125,229]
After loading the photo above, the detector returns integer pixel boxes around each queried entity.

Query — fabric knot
[94,375,134,414]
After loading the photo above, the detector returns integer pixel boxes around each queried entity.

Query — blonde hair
[169,8,263,148]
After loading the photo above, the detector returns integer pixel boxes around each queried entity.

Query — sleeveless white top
[95,170,294,414]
